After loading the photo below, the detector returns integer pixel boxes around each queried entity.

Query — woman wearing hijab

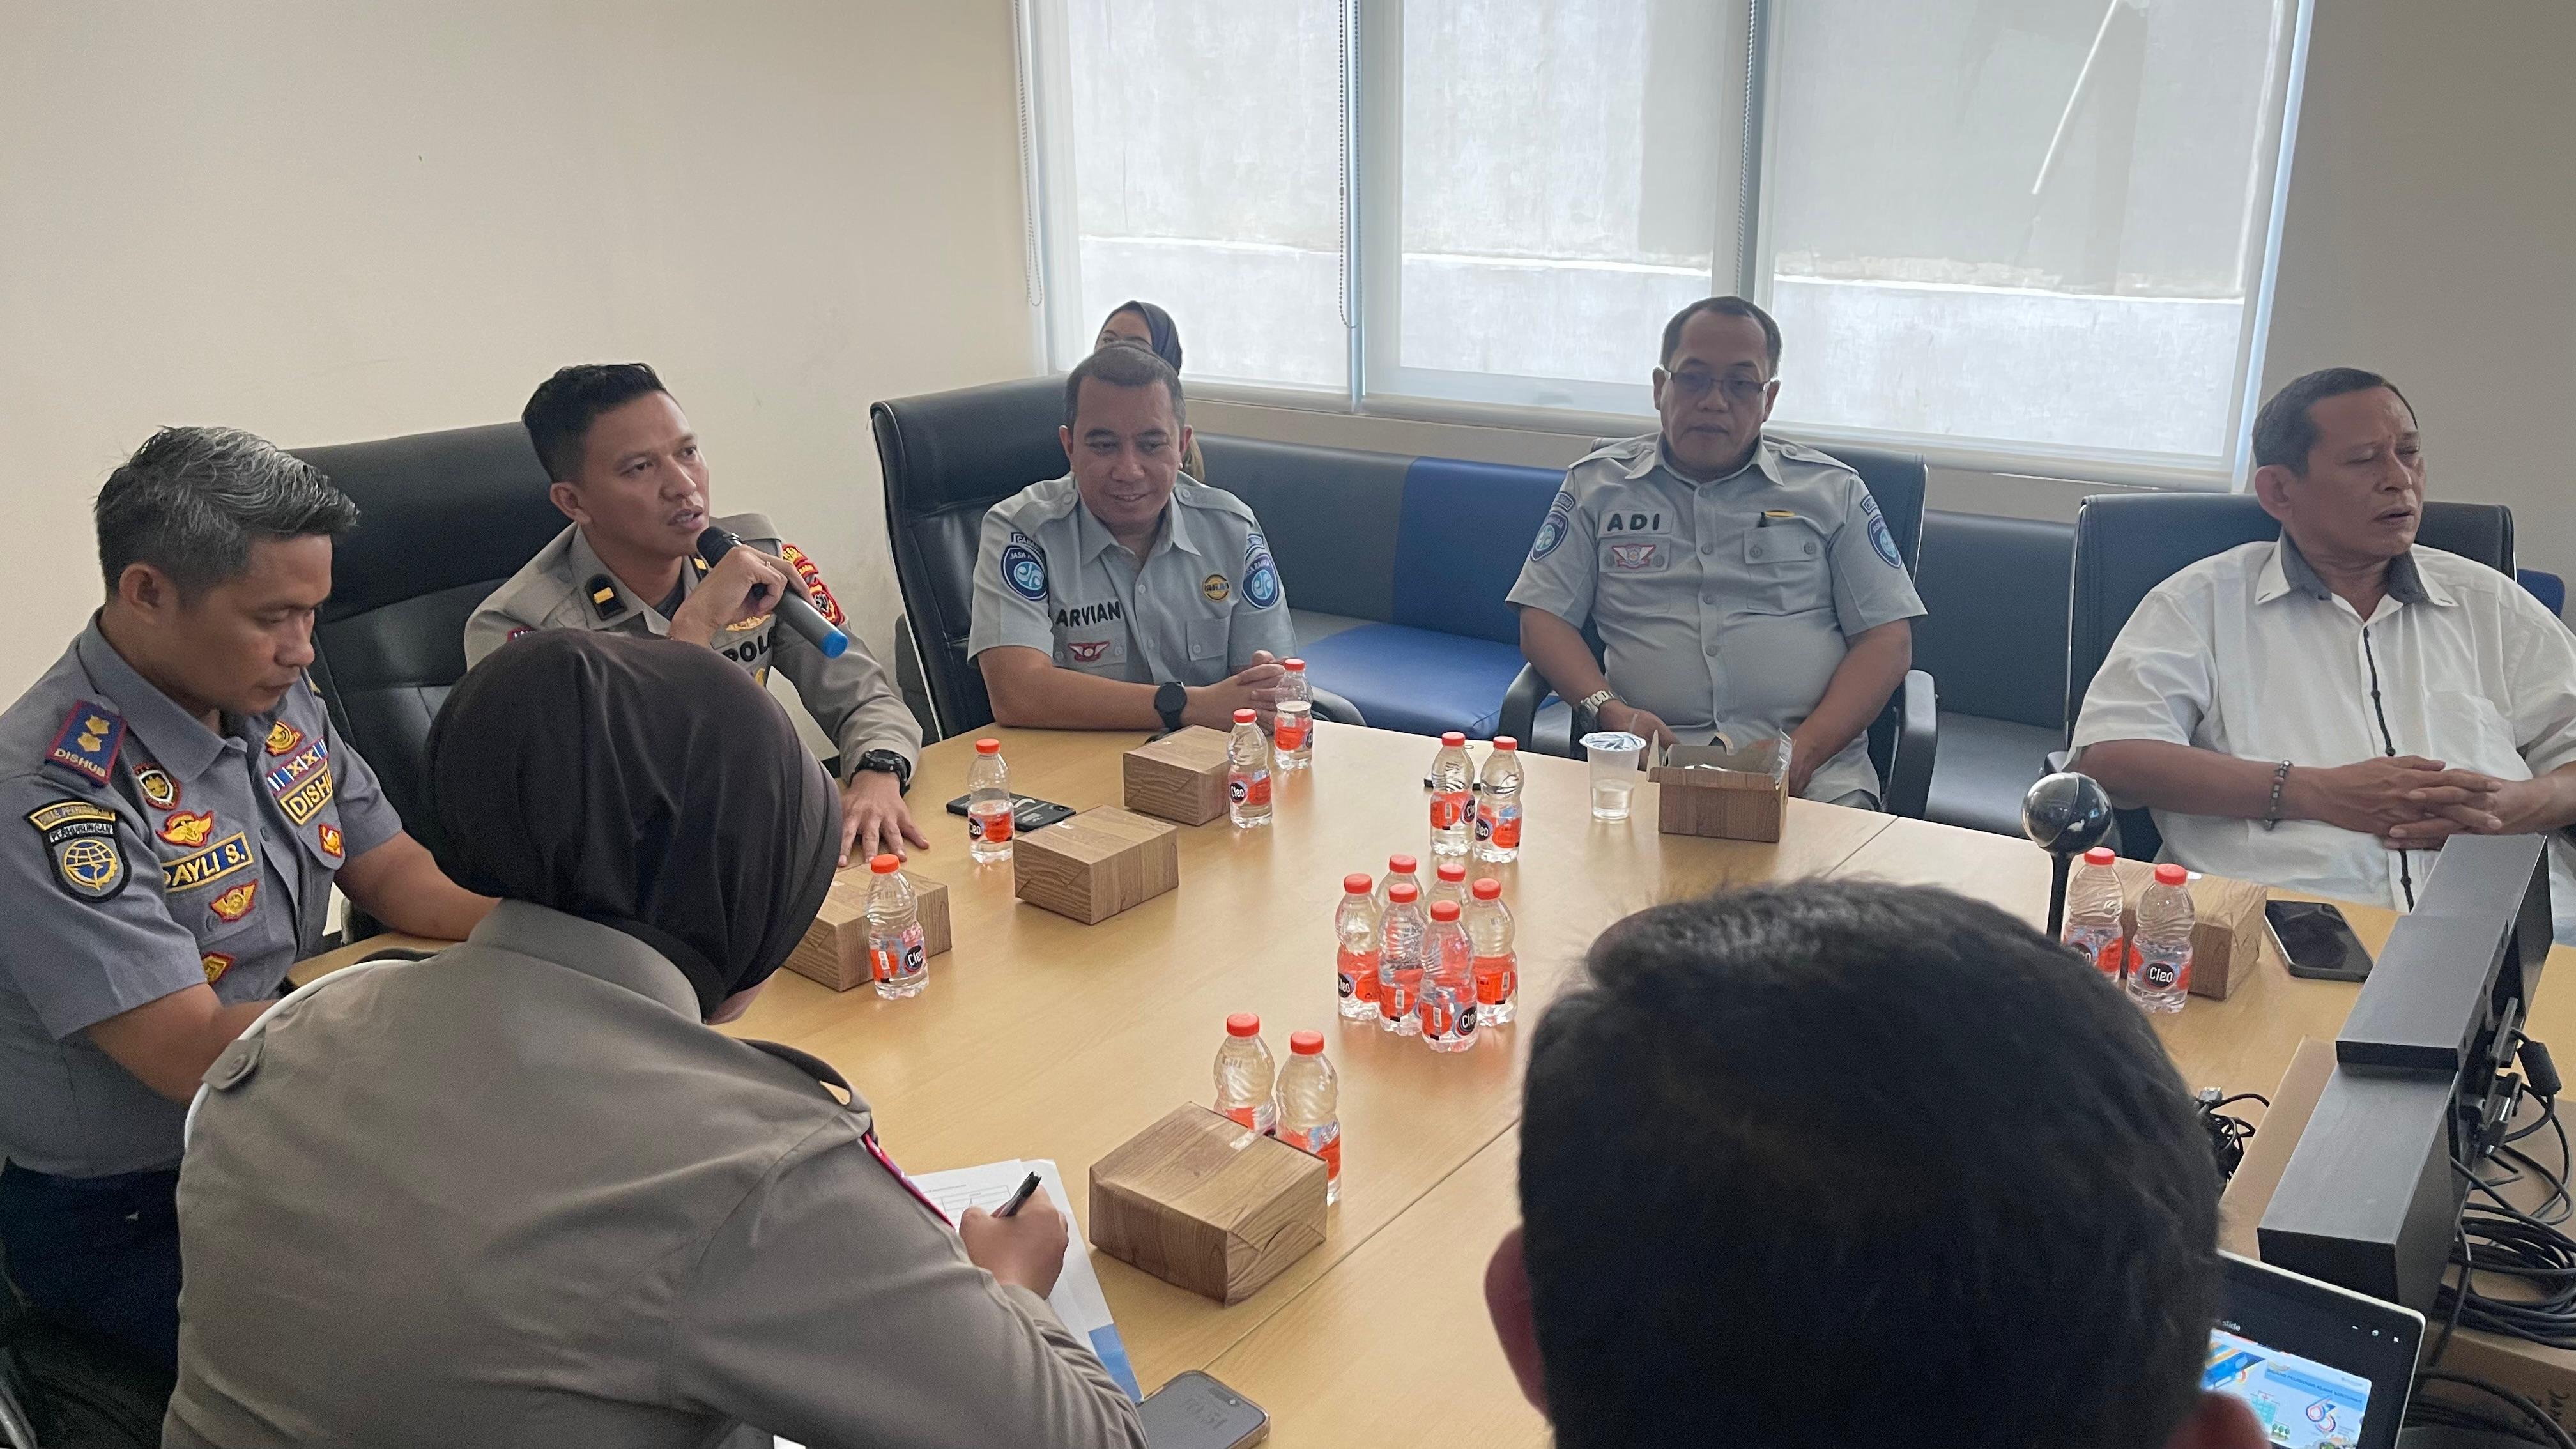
[1096,299,1209,482]
[163,632,1146,1449]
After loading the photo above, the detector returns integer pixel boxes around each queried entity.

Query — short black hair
[95,426,358,597]
[1062,343,1186,431]
[1661,295,1782,373]
[2253,367,2416,473]
[1519,881,2220,1449]
[522,363,673,482]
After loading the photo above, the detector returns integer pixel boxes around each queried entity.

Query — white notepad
[772,1157,1138,1449]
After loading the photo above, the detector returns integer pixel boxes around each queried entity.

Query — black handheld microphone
[694,527,850,659]
[2021,771,2114,942]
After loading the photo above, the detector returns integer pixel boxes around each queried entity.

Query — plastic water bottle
[1335,873,1381,1022]
[2129,863,2195,1014]
[1227,708,1273,829]
[1275,659,1314,772]
[1374,854,1421,916]
[1214,1013,1278,1134]
[864,854,929,999]
[1276,1031,1342,1204]
[1429,732,1474,857]
[1377,882,1428,1037]
[1427,860,1469,922]
[2061,846,2126,982]
[1466,877,1517,1027]
[1473,737,1525,864]
[966,738,1013,863]
[1418,900,1479,1053]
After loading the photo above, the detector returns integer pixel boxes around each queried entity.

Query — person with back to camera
[163,631,1146,1449]
[1095,299,1209,483]
[1485,879,2267,1449]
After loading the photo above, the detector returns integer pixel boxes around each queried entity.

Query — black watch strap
[854,749,912,794]
[1154,680,1188,733]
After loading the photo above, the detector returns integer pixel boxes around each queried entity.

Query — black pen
[993,1171,1043,1218]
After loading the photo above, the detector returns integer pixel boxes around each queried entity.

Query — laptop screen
[2210,1252,2423,1449]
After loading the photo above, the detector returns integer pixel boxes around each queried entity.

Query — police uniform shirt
[967,475,1297,685]
[0,619,400,1177]
[166,903,1146,1449]
[1506,433,1927,803]
[464,512,921,772]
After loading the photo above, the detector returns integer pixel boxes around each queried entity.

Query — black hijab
[1105,300,1184,374]
[425,630,839,1019]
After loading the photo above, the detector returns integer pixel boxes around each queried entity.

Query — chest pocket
[1187,614,1230,663]
[1741,519,1834,616]
[155,828,267,945]
[1056,629,1130,675]
[1598,538,1674,578]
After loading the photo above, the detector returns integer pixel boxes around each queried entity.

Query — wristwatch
[852,749,913,795]
[1153,680,1189,734]
[1574,688,1619,716]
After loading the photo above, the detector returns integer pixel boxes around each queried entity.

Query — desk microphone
[2021,772,2113,942]
[695,527,849,659]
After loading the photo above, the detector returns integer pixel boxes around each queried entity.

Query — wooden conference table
[302,723,2576,1448]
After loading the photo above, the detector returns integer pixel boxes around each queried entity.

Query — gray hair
[95,427,359,596]
[1063,342,1186,430]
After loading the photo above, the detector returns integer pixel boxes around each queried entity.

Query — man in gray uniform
[1509,296,1925,806]
[0,427,493,1370]
[971,344,1300,733]
[467,363,924,864]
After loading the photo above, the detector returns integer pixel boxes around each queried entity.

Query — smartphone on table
[1138,1370,1269,1448]
[941,792,1077,834]
[2264,900,2375,982]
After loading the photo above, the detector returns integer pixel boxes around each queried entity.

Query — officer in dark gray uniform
[971,344,1300,734]
[1510,297,1925,806]
[0,428,492,1369]
[467,363,924,865]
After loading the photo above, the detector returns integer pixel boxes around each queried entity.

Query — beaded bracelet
[2263,760,2292,830]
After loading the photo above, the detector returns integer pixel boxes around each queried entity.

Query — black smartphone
[942,792,1077,834]
[2265,900,2375,982]
[1138,1370,1269,1449]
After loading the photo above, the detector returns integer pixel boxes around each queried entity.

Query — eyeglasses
[1663,370,1771,405]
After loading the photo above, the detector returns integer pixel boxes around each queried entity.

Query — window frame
[1018,0,2315,489]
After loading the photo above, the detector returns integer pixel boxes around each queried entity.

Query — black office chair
[293,424,566,861]
[0,1262,172,1448]
[2064,493,2515,860]
[1496,442,1940,818]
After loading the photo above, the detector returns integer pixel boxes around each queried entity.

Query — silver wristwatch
[1575,689,1618,714]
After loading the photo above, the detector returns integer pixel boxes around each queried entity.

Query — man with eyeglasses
[1508,296,1924,806]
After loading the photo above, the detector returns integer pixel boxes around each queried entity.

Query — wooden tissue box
[1014,806,1179,924]
[1652,738,1788,843]
[1089,1105,1327,1304]
[2112,861,2267,1001]
[785,869,952,992]
[1123,726,1233,826]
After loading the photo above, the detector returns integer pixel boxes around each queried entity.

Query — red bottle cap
[869,854,902,874]
[1344,873,1375,894]
[1234,708,1257,724]
[1289,1030,1324,1054]
[1494,737,1518,751]
[2083,847,2115,865]
[1441,732,1467,746]
[1227,1013,1262,1037]
[1471,878,1503,900]
[1389,854,1417,873]
[974,738,1000,755]
[1284,659,1307,672]
[1388,882,1419,903]
[1430,900,1461,921]
[2154,862,2190,885]
[1438,862,1466,882]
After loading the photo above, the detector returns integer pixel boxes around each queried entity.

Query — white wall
[0,0,1032,696]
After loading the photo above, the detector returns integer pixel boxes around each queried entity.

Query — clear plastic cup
[1581,730,1647,822]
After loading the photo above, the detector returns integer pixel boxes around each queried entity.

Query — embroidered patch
[164,832,254,893]
[587,574,627,621]
[264,720,303,756]
[46,702,124,784]
[505,626,532,643]
[201,952,234,984]
[1066,639,1114,664]
[26,799,125,902]
[275,766,335,826]
[134,764,179,811]
[1001,535,1048,602]
[1869,514,1903,569]
[779,544,848,627]
[263,740,328,794]
[317,822,344,859]
[157,810,216,848]
[1242,533,1280,611]
[1201,573,1230,602]
[1607,541,1661,571]
[209,880,259,923]
[1531,491,1575,562]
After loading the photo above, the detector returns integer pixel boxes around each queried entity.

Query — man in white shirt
[2074,368,2576,940]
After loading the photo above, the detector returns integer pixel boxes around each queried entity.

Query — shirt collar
[2262,532,2448,609]
[466,899,704,1019]
[72,615,240,781]
[1628,433,1783,489]
[1075,488,1202,563]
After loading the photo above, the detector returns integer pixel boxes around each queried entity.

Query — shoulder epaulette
[586,575,627,622]
[43,700,124,785]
